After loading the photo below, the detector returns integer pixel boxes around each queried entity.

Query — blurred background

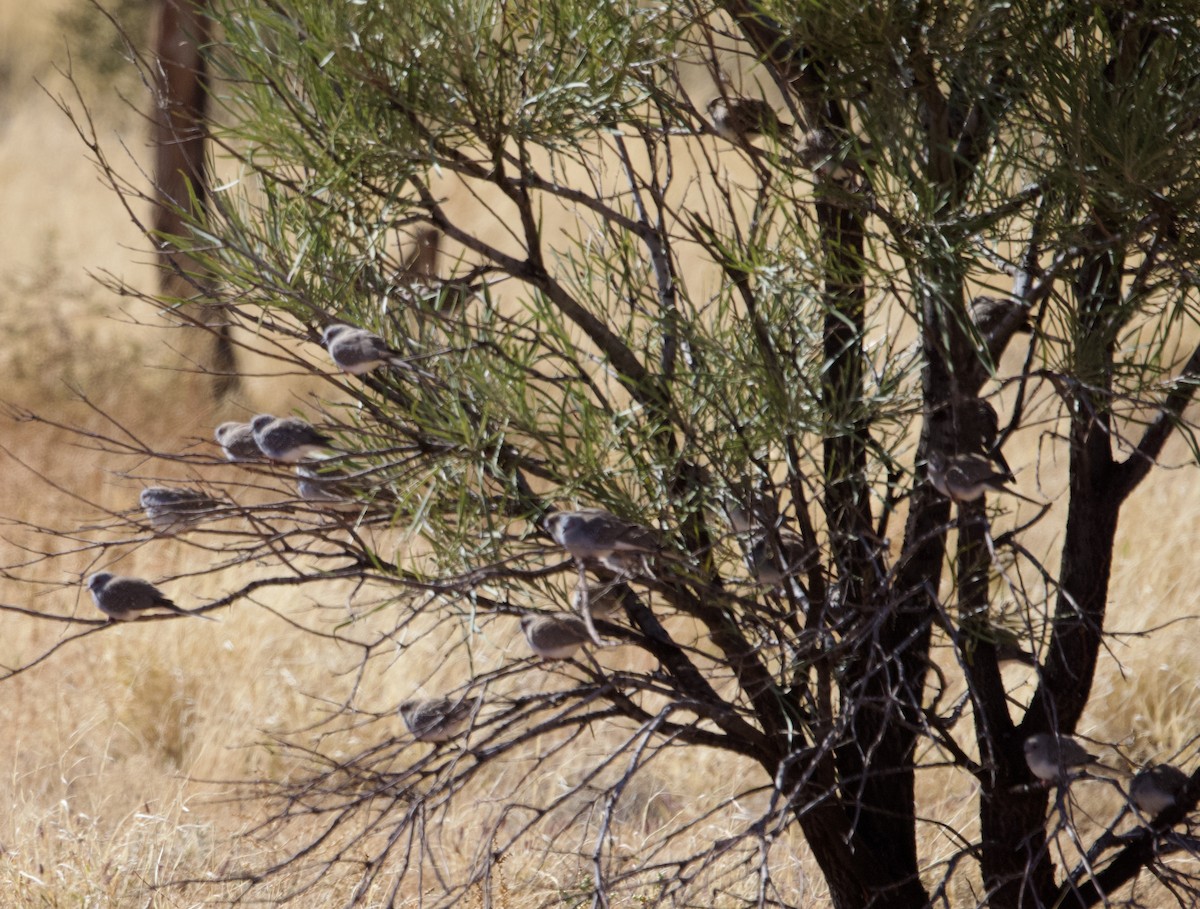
[0,3,374,902]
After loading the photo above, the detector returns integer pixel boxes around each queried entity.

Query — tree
[151,0,241,397]
[11,0,1200,906]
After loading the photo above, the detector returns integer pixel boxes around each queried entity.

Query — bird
[723,494,811,597]
[295,465,362,511]
[1023,733,1102,782]
[520,614,595,660]
[404,227,441,282]
[746,529,812,592]
[1130,764,1190,816]
[398,696,480,743]
[927,450,1034,503]
[214,421,263,461]
[86,572,216,622]
[321,324,410,376]
[543,508,663,567]
[796,127,866,181]
[139,486,224,534]
[707,96,790,143]
[959,397,1014,479]
[250,414,337,463]
[969,295,1030,340]
[570,580,624,621]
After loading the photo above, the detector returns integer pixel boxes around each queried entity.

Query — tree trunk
[153,0,236,397]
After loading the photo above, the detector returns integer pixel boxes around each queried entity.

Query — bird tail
[989,447,1015,482]
[166,602,219,621]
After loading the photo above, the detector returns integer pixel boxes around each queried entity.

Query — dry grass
[1,2,1200,906]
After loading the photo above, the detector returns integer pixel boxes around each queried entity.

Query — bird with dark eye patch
[1023,733,1103,782]
[571,580,624,621]
[520,614,595,660]
[399,696,481,743]
[746,529,813,594]
[927,450,1037,504]
[321,324,411,376]
[250,414,338,463]
[87,572,216,622]
[140,486,225,535]
[1130,763,1190,816]
[706,96,790,143]
[214,421,263,461]
[543,508,663,567]
[959,397,1014,479]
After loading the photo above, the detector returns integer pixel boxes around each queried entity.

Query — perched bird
[251,414,337,463]
[927,450,1033,503]
[214,421,263,462]
[139,486,224,534]
[404,227,441,282]
[87,572,215,622]
[399,696,480,743]
[1023,733,1101,782]
[796,128,865,181]
[707,96,790,143]
[724,500,757,535]
[321,324,409,376]
[969,295,1030,341]
[724,494,811,597]
[960,397,1014,479]
[570,580,624,621]
[520,614,595,660]
[1130,764,1190,816]
[295,465,362,511]
[543,508,663,566]
[747,529,812,592]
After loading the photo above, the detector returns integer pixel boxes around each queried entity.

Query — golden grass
[2,2,1200,906]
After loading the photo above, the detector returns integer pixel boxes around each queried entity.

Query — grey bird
[571,580,624,621]
[250,414,337,463]
[398,696,480,743]
[1023,733,1101,782]
[927,450,1035,503]
[87,572,215,622]
[295,465,362,511]
[707,96,790,142]
[747,529,812,592]
[214,421,263,461]
[544,508,662,565]
[321,324,409,376]
[140,486,224,534]
[724,496,811,597]
[520,614,595,660]
[1130,763,1190,816]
